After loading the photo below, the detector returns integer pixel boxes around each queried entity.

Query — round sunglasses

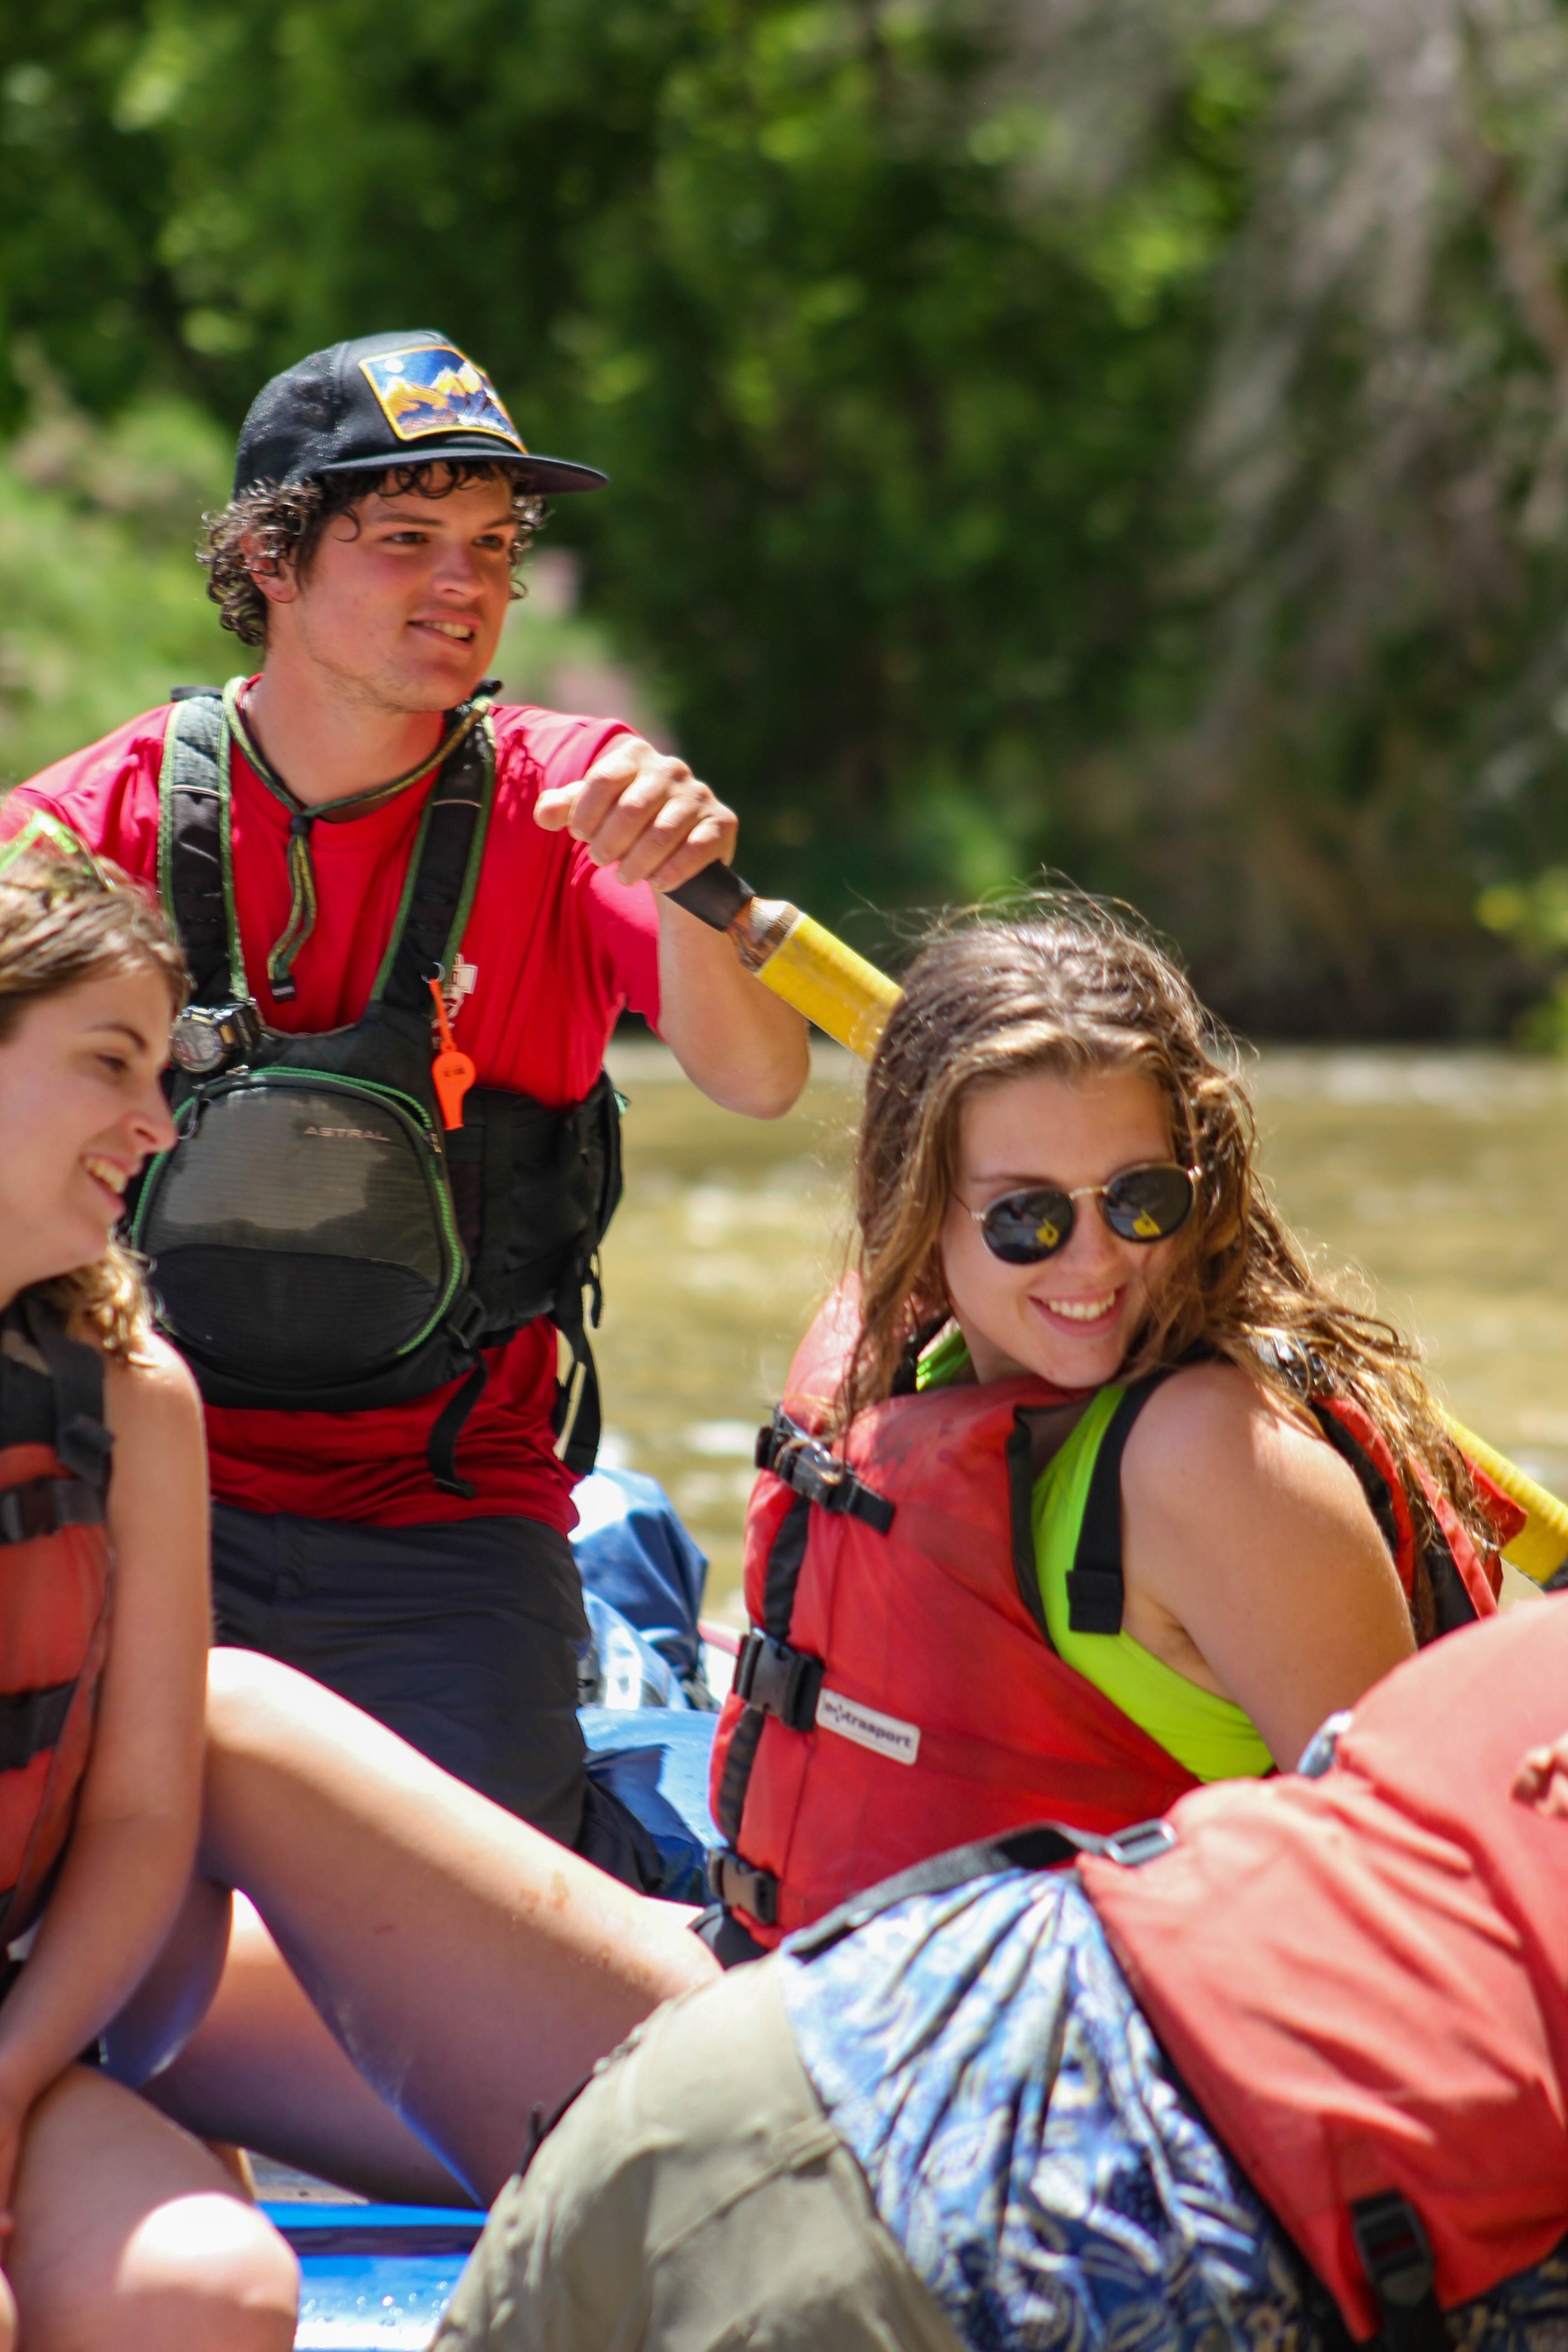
[967,1162,1199,1265]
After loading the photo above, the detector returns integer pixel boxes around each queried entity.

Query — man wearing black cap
[7,332,808,1881]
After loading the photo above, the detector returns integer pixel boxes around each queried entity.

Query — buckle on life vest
[1350,2192,1445,2352]
[755,1413,896,1534]
[0,1477,103,1545]
[734,1630,823,1731]
[707,1847,780,1926]
[1096,1817,1178,1869]
[445,1289,489,1351]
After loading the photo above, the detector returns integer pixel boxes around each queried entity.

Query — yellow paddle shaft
[732,900,904,1062]
[1446,1416,1568,1583]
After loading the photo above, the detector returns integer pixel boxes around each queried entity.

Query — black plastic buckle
[1351,2193,1435,2307]
[1350,2192,1445,2352]
[446,1290,489,1350]
[756,1412,895,1534]
[734,1630,823,1731]
[706,1848,779,1926]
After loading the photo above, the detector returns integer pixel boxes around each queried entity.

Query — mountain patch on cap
[360,342,524,448]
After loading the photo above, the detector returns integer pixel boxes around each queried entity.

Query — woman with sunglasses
[705,900,1504,1954]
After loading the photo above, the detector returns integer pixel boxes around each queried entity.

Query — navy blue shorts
[211,1503,658,1888]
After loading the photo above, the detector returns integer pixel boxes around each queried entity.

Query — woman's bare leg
[7,2066,297,2351]
[176,1650,718,2203]
[132,1894,475,2205]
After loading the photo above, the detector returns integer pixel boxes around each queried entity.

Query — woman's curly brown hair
[199,460,546,648]
[0,838,186,1364]
[845,892,1494,1641]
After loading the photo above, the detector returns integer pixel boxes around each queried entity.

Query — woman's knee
[7,2068,297,2352]
[15,2184,297,2352]
[204,1644,300,1754]
[108,2190,299,2352]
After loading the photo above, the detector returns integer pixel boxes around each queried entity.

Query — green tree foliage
[0,390,232,785]
[5,0,1568,1032]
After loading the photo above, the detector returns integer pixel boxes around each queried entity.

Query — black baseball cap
[232,330,608,499]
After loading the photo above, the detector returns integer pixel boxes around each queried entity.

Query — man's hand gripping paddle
[428,977,476,1131]
[666,861,902,1061]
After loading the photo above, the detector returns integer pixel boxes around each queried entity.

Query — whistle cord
[223,682,485,1002]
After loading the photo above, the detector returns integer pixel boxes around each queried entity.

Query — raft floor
[270,2204,478,2348]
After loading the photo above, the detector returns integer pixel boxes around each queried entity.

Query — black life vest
[128,686,622,1493]
[0,1295,114,1940]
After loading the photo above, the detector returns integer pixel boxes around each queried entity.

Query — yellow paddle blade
[756,911,904,1062]
[1447,1416,1568,1583]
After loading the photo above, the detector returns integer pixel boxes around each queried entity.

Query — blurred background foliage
[6,0,1568,1033]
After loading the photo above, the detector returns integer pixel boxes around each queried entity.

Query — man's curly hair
[199,461,546,648]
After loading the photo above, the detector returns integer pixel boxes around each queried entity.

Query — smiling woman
[0,827,183,1334]
[704,895,1516,1955]
[0,969,176,1286]
[0,828,300,2351]
[940,1066,1192,1385]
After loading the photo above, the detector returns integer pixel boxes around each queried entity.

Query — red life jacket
[0,1298,114,1942]
[708,1286,1505,1948]
[1082,1600,1568,2341]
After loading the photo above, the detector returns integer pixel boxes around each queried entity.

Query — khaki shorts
[433,1957,966,2352]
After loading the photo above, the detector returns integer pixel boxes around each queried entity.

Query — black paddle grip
[666,861,755,931]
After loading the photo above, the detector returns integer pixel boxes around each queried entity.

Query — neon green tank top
[917,1330,1272,1783]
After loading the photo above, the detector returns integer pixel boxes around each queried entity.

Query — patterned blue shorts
[781,1871,1568,2352]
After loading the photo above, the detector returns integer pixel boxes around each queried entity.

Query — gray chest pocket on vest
[133,1072,461,1392]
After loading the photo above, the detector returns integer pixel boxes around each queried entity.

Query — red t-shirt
[9,696,660,1533]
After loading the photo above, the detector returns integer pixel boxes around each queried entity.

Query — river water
[596,1041,1568,1618]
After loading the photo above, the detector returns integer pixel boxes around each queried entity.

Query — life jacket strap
[755,1412,896,1534]
[715,1420,893,1925]
[0,1681,75,1774]
[1348,2193,1447,2352]
[426,1353,489,1501]
[786,1811,1178,1958]
[1313,1401,1484,1636]
[20,1296,113,1495]
[158,689,234,1002]
[1064,1371,1173,1636]
[0,1478,105,1544]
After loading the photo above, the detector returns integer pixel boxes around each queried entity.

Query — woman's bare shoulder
[1122,1353,1381,1561]
[100,1332,202,1440]
[1122,1357,1348,1505]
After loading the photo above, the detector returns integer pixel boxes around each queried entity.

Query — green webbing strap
[158,692,238,999]
[221,680,487,1003]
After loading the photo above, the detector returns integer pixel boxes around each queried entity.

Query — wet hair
[199,460,546,648]
[847,893,1491,1637]
[0,838,186,1363]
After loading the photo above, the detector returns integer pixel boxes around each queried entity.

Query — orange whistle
[428,978,476,1131]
